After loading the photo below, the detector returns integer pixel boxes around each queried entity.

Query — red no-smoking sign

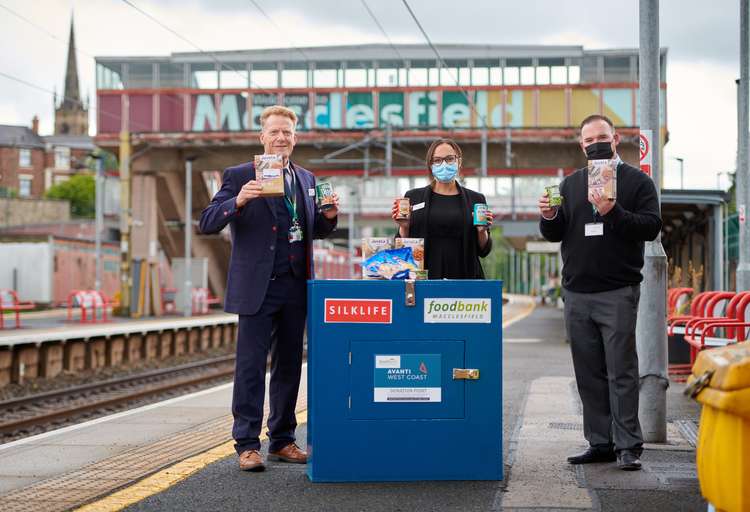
[640,131,652,177]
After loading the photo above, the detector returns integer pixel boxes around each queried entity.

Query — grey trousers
[563,285,643,454]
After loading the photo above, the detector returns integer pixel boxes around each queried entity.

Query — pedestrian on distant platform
[391,138,493,279]
[199,105,339,472]
[537,114,662,471]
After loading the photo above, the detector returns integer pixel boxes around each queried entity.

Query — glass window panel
[413,176,429,188]
[397,177,411,195]
[551,65,567,84]
[472,67,489,86]
[376,68,398,87]
[429,67,439,86]
[159,62,184,87]
[440,67,457,86]
[568,65,581,84]
[251,69,278,88]
[54,147,70,170]
[408,67,428,86]
[464,177,479,191]
[345,68,367,87]
[503,67,519,85]
[220,68,248,88]
[19,177,31,197]
[18,149,31,167]
[191,63,218,88]
[480,177,496,196]
[496,177,512,195]
[520,66,535,85]
[398,68,407,86]
[490,67,502,85]
[603,56,631,82]
[536,66,550,85]
[282,69,307,88]
[127,63,154,88]
[458,67,471,86]
[313,69,337,87]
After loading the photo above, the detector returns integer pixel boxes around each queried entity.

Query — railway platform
[0,297,706,511]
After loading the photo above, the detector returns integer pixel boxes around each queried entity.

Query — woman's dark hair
[425,138,463,176]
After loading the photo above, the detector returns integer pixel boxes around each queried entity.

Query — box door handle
[453,368,480,380]
[405,279,416,307]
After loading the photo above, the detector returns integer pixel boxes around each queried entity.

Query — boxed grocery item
[362,247,419,280]
[394,238,425,270]
[587,159,617,200]
[254,154,284,197]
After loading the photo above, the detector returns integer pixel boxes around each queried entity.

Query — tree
[46,174,95,218]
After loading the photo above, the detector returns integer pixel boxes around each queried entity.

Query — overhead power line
[360,0,406,63]
[400,0,488,128]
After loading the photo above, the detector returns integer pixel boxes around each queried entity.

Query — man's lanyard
[283,168,298,222]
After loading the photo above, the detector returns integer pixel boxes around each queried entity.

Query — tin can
[414,269,428,280]
[316,182,335,209]
[473,203,489,226]
[545,185,562,206]
[396,198,411,220]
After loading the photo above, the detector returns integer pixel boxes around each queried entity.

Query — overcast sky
[0,0,743,189]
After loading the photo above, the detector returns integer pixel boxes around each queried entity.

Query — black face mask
[585,141,614,160]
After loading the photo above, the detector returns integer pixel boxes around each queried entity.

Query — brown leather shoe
[268,443,308,464]
[238,449,265,472]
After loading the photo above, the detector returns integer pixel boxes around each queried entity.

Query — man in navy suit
[199,105,338,472]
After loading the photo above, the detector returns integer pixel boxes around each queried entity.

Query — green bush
[46,174,95,218]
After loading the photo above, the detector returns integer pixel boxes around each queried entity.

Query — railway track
[0,355,236,439]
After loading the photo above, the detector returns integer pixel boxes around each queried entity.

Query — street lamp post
[90,152,104,292]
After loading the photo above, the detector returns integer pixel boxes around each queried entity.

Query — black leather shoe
[567,447,617,464]
[617,451,642,471]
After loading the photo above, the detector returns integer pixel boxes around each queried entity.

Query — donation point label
[324,298,392,323]
[374,354,442,402]
[423,298,492,323]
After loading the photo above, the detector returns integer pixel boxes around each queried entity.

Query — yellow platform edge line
[75,410,308,512]
[502,295,535,328]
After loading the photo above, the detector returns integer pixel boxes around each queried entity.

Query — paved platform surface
[125,303,704,512]
[0,298,706,511]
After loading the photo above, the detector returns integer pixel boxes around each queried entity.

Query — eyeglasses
[431,155,459,166]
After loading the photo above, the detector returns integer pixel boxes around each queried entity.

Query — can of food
[316,182,335,209]
[413,269,428,280]
[396,198,411,220]
[473,203,489,225]
[545,185,562,207]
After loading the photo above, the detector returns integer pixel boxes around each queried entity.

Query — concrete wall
[0,241,53,302]
[0,197,70,227]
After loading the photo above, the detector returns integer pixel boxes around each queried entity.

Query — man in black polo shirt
[538,114,662,471]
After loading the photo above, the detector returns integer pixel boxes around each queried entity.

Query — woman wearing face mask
[391,138,493,279]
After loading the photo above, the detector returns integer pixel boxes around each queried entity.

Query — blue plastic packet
[363,247,418,280]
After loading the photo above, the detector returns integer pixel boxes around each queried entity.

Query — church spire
[54,12,88,135]
[62,15,81,109]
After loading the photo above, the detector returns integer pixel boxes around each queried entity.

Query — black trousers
[563,285,644,455]
[232,274,306,454]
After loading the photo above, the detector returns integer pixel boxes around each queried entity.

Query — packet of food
[587,159,617,200]
[394,238,424,270]
[362,247,418,280]
[254,154,284,197]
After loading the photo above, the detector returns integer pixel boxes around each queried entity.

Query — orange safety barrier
[668,287,693,319]
[0,289,35,329]
[684,292,750,361]
[667,291,721,336]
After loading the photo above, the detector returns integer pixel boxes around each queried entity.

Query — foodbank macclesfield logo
[424,298,492,323]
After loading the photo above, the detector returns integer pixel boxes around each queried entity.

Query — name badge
[585,223,604,237]
[412,202,426,211]
[308,188,315,197]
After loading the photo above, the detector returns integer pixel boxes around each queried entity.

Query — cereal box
[254,154,284,197]
[587,159,617,200]
[394,238,425,270]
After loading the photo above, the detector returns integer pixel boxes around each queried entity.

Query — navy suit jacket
[199,160,337,315]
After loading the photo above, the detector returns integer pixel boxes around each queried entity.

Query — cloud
[0,0,744,190]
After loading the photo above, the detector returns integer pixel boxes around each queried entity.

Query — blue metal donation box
[306,279,503,482]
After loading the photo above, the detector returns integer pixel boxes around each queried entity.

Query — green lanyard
[283,168,298,222]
